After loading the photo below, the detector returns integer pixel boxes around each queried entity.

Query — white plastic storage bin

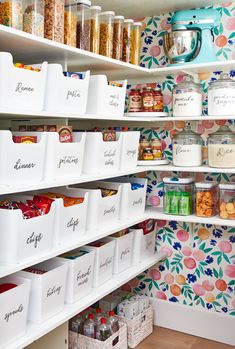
[81,132,121,174]
[17,258,68,324]
[132,229,156,264]
[57,249,95,304]
[0,131,46,185]
[83,239,115,287]
[86,75,127,116]
[0,275,31,349]
[44,64,90,114]
[119,131,140,170]
[43,132,86,181]
[0,52,47,111]
[74,182,121,231]
[107,230,134,274]
[0,200,56,264]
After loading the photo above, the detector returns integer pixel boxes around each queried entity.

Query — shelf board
[5,252,166,349]
[124,114,235,121]
[143,164,235,174]
[147,207,235,227]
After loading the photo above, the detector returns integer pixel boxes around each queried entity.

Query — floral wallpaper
[124,2,235,317]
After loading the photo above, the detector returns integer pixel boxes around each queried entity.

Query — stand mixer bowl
[163,30,200,63]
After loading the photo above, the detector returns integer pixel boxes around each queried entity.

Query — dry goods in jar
[195,182,218,217]
[0,0,23,29]
[130,22,142,65]
[64,7,77,46]
[219,183,235,219]
[99,11,114,57]
[90,5,101,54]
[44,0,64,43]
[76,0,91,51]
[112,16,124,60]
[23,2,44,37]
[122,19,133,62]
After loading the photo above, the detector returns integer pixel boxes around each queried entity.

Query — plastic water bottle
[83,314,95,338]
[96,317,111,341]
[107,311,119,334]
[94,308,105,327]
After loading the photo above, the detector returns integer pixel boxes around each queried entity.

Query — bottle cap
[109,311,115,316]
[96,308,102,314]
[88,314,94,319]
[101,317,107,324]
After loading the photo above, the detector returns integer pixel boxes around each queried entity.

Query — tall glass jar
[172,76,202,117]
[219,183,235,220]
[44,0,64,43]
[64,1,77,47]
[99,11,115,58]
[23,0,44,36]
[172,124,202,167]
[122,19,133,62]
[0,0,23,30]
[130,21,142,65]
[112,15,124,60]
[208,126,235,168]
[90,5,101,54]
[76,0,91,51]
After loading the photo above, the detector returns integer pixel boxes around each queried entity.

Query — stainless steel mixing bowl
[163,30,200,63]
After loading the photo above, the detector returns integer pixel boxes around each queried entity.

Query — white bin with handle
[119,131,140,170]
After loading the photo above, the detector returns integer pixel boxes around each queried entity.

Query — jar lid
[90,5,101,10]
[208,126,235,141]
[195,181,218,189]
[133,22,142,26]
[100,11,115,16]
[114,15,124,20]
[143,86,153,90]
[124,19,134,23]
[209,73,235,88]
[173,124,201,141]
[219,183,235,190]
[75,0,91,6]
[174,75,201,89]
[163,177,194,184]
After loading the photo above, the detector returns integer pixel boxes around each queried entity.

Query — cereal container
[44,0,64,43]
[76,0,91,51]
[195,181,219,217]
[122,19,133,62]
[163,177,194,216]
[90,5,101,54]
[23,0,44,37]
[112,15,124,60]
[219,183,235,220]
[99,11,115,58]
[130,22,142,65]
[0,0,23,30]
[64,0,77,47]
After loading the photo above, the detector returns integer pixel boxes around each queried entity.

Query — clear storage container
[172,124,202,167]
[163,177,194,216]
[44,0,64,43]
[208,73,235,116]
[130,21,142,65]
[195,181,219,217]
[122,19,133,62]
[208,126,235,168]
[64,0,77,46]
[99,11,115,57]
[219,183,235,220]
[76,0,91,51]
[23,0,44,36]
[90,5,101,54]
[112,15,124,60]
[0,0,23,30]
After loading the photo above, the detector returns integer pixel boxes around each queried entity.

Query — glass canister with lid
[122,19,133,63]
[207,126,235,168]
[172,124,202,167]
[172,76,202,117]
[99,11,115,57]
[219,183,235,220]
[112,15,124,60]
[195,181,219,217]
[76,0,91,51]
[44,0,64,43]
[130,21,142,65]
[0,0,23,30]
[23,0,44,37]
[64,0,77,46]
[208,73,235,116]
[163,177,194,216]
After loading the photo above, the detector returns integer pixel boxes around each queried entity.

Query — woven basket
[69,322,128,349]
[118,305,153,348]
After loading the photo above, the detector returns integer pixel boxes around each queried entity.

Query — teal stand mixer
[163,9,221,65]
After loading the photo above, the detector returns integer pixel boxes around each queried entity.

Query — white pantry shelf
[143,164,235,174]
[124,113,235,121]
[5,252,166,349]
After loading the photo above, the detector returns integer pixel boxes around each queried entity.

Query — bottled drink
[94,308,105,327]
[107,311,119,334]
[96,317,111,341]
[70,313,84,334]
[83,314,95,338]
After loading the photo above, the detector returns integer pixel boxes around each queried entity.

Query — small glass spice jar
[219,183,235,220]
[163,177,194,216]
[0,0,23,30]
[99,11,115,57]
[112,15,124,60]
[153,88,164,112]
[130,21,142,65]
[122,19,133,63]
[23,0,44,37]
[195,181,219,217]
[90,5,101,54]
[128,88,142,112]
[76,0,91,51]
[64,0,77,46]
[142,87,154,112]
[143,147,154,160]
[44,0,64,43]
[151,139,162,160]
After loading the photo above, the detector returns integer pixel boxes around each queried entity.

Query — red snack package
[24,267,47,274]
[0,283,17,294]
[18,202,38,219]
[33,195,54,215]
[13,135,37,143]
[134,219,155,235]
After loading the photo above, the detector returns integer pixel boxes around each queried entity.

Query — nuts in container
[44,0,64,43]
[195,181,219,217]
[99,11,115,57]
[23,0,44,37]
[219,183,235,219]
[64,1,77,47]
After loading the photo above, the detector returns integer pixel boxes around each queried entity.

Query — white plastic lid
[90,5,101,10]
[76,0,91,6]
[163,177,194,184]
[114,15,125,20]
[133,22,143,26]
[100,11,115,16]
[195,181,218,189]
[124,19,134,23]
[219,183,235,190]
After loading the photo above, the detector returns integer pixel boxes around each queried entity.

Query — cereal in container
[112,15,124,60]
[44,0,64,43]
[122,19,133,62]
[99,11,115,57]
[219,183,235,220]
[130,21,142,65]
[23,0,44,37]
[0,0,23,30]
[64,0,76,47]
[195,181,219,217]
[76,0,91,51]
[90,5,101,54]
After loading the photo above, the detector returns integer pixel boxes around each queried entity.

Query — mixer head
[171,9,220,30]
